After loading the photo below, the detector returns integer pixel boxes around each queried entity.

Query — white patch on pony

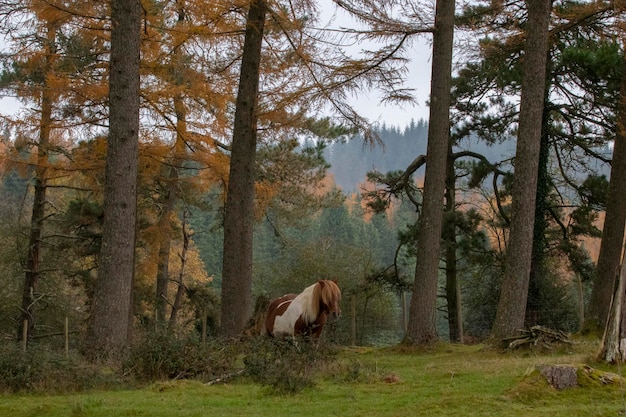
[272,282,319,336]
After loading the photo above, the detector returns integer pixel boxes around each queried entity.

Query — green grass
[2,340,625,417]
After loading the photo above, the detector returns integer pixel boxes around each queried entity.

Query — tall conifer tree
[405,0,455,345]
[220,0,267,337]
[491,0,552,340]
[85,0,141,360]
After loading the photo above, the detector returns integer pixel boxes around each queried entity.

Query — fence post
[402,292,408,333]
[22,320,28,352]
[351,295,356,346]
[202,308,207,345]
[65,317,69,358]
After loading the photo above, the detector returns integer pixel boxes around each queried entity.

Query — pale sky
[0,2,434,130]
[318,1,434,128]
[349,48,432,127]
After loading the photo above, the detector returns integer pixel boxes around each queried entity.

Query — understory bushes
[243,337,383,393]
[0,331,239,393]
[124,331,237,382]
[0,344,122,393]
[243,336,339,393]
[0,332,373,394]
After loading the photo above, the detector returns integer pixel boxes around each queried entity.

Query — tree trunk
[85,0,141,361]
[155,3,189,329]
[405,0,454,345]
[169,212,189,328]
[588,42,626,332]
[155,183,175,326]
[491,0,551,340]
[526,112,550,327]
[597,245,626,363]
[444,144,463,343]
[155,94,186,327]
[19,20,56,343]
[597,43,626,363]
[220,0,267,338]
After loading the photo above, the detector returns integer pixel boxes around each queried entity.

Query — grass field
[1,340,625,417]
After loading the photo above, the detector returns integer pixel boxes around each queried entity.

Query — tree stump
[537,365,578,390]
[536,364,626,390]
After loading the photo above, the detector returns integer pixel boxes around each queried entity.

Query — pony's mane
[320,280,341,306]
[300,280,340,324]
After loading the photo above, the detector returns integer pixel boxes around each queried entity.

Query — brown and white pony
[265,280,341,338]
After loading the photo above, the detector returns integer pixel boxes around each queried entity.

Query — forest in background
[0,86,613,348]
[0,115,591,347]
[188,117,593,344]
[325,118,526,193]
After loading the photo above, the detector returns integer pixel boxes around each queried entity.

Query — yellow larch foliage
[29,0,73,27]
[254,179,280,220]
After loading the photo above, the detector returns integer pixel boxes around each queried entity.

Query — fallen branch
[205,369,245,386]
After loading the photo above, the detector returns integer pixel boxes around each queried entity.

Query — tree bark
[597,245,625,363]
[405,0,454,345]
[169,212,189,328]
[597,43,626,363]
[491,0,551,340]
[444,143,463,343]
[220,0,267,338]
[526,111,550,327]
[85,0,141,361]
[155,183,175,326]
[588,43,626,332]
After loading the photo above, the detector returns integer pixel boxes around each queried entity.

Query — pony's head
[315,280,341,319]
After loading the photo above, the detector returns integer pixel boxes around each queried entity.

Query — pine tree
[594,39,626,345]
[406,0,455,345]
[491,0,552,340]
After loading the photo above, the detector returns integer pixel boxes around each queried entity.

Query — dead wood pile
[504,325,572,350]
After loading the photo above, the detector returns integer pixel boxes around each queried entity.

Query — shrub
[243,337,337,394]
[0,343,121,393]
[124,331,236,382]
[326,357,383,383]
[0,344,40,392]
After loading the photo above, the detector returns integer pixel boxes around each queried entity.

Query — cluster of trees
[0,0,625,364]
[190,192,419,345]
[0,0,409,360]
[325,0,624,352]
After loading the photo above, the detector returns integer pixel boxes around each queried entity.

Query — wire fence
[8,291,584,355]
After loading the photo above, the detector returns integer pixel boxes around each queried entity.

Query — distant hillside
[324,120,428,193]
[325,119,517,193]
